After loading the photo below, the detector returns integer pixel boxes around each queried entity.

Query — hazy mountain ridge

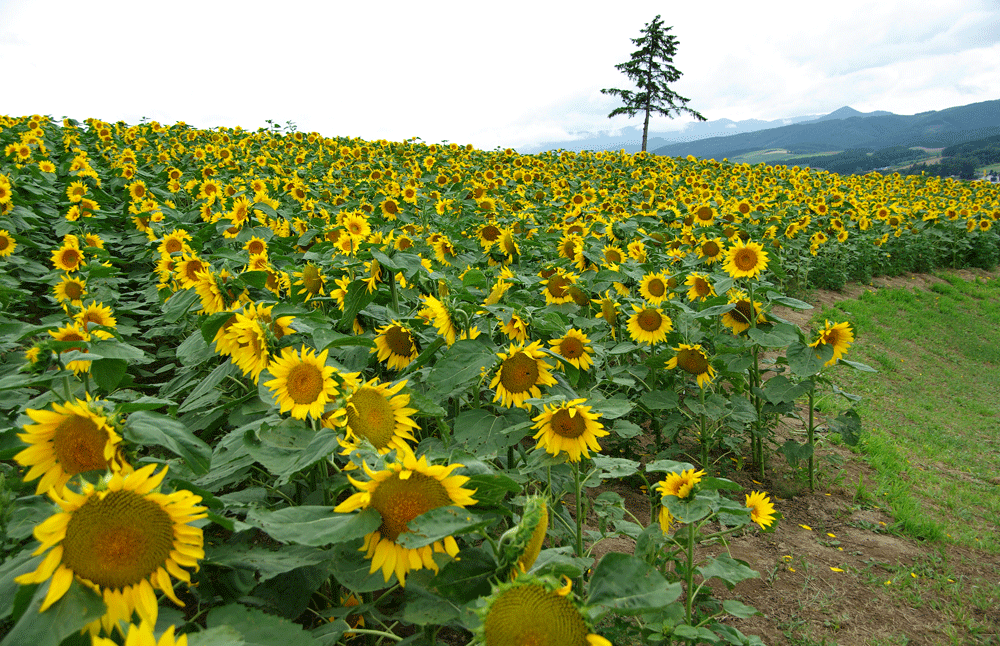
[650,99,1000,159]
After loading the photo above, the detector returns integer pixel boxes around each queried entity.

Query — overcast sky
[2,0,998,150]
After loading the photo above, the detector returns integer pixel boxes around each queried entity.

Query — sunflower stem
[388,270,399,315]
[699,386,709,472]
[572,460,585,589]
[684,522,697,625]
[340,628,402,642]
[807,381,816,492]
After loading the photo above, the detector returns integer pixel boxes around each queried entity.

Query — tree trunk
[642,103,651,152]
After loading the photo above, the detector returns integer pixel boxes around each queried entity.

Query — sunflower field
[0,114,998,646]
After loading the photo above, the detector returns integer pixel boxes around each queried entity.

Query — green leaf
[208,543,331,583]
[840,358,877,372]
[452,408,531,457]
[766,293,813,309]
[162,288,200,322]
[337,280,375,333]
[240,270,268,289]
[697,554,760,589]
[124,410,212,475]
[830,409,863,445]
[664,496,713,524]
[90,358,127,392]
[591,456,640,479]
[0,577,106,646]
[722,598,761,618]
[786,341,832,377]
[397,506,488,549]
[206,604,318,646]
[185,626,248,646]
[252,565,332,620]
[426,339,496,398]
[748,322,800,347]
[179,360,237,413]
[329,539,395,592]
[0,551,38,621]
[760,375,811,404]
[200,311,236,345]
[431,547,497,603]
[243,506,381,547]
[640,389,678,410]
[588,397,634,420]
[587,553,682,616]
[698,477,741,492]
[779,439,814,467]
[461,268,487,288]
[402,586,461,626]
[612,419,643,438]
[87,339,146,362]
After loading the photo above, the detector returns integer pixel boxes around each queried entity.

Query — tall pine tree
[601,16,705,152]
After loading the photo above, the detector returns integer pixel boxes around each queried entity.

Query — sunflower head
[531,399,608,462]
[723,239,769,280]
[627,304,673,346]
[490,341,558,409]
[497,496,549,579]
[474,574,611,646]
[809,320,854,366]
[745,490,777,528]
[340,378,418,455]
[657,468,706,501]
[372,321,419,370]
[665,343,716,389]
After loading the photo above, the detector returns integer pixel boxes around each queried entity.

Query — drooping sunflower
[657,468,706,501]
[490,340,558,409]
[475,575,611,646]
[638,271,672,305]
[497,496,549,579]
[531,399,608,462]
[75,301,117,333]
[592,291,619,338]
[264,346,340,420]
[0,229,16,258]
[340,378,419,455]
[626,304,673,346]
[745,490,777,529]
[372,321,420,370]
[500,312,529,343]
[809,320,854,366]
[549,328,594,371]
[333,451,477,586]
[51,244,85,272]
[229,316,270,383]
[419,295,458,346]
[665,343,716,389]
[723,239,770,280]
[294,262,326,302]
[15,465,205,634]
[684,272,716,302]
[14,398,127,495]
[720,290,765,335]
[53,274,87,305]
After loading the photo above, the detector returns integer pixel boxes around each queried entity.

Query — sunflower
[500,313,529,343]
[93,621,188,646]
[723,239,769,280]
[531,399,608,462]
[14,464,206,634]
[340,378,418,454]
[540,269,577,305]
[294,262,326,301]
[342,212,371,239]
[549,329,594,371]
[264,346,340,420]
[697,237,725,265]
[498,228,519,262]
[490,341,558,409]
[665,343,716,389]
[0,229,16,258]
[419,295,458,346]
[380,197,401,219]
[174,255,207,290]
[639,272,671,305]
[75,301,117,333]
[229,316,270,383]
[657,468,706,501]
[497,496,549,579]
[592,291,619,338]
[720,290,765,335]
[809,320,854,366]
[745,491,777,529]
[627,304,673,346]
[691,203,716,226]
[475,575,611,646]
[334,451,477,586]
[52,244,84,272]
[50,324,93,374]
[52,275,86,306]
[372,321,420,370]
[14,398,127,495]
[684,272,715,302]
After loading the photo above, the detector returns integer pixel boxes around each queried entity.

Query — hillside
[651,99,1000,160]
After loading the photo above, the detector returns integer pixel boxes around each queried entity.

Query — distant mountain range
[523,100,1000,160]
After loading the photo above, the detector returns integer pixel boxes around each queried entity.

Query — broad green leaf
[125,410,212,475]
[179,360,237,413]
[612,419,643,438]
[162,288,200,322]
[397,507,489,549]
[252,564,332,620]
[760,375,811,404]
[90,358,127,392]
[786,341,832,377]
[645,459,695,474]
[199,311,236,345]
[426,339,497,398]
[697,554,760,589]
[0,551,37,621]
[830,409,863,445]
[588,397,634,420]
[206,604,318,646]
[452,408,531,457]
[431,547,497,603]
[401,586,461,626]
[640,389,678,410]
[779,439,814,467]
[337,279,375,333]
[840,358,877,372]
[698,477,741,492]
[664,495,713,524]
[748,322,800,347]
[177,333,215,368]
[243,506,380,547]
[185,626,248,646]
[587,552,682,616]
[87,339,146,361]
[766,293,813,309]
[329,539,395,592]
[591,456,640,479]
[723,599,761,618]
[0,577,106,646]
[208,543,331,583]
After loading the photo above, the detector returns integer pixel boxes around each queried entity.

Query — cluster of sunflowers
[0,112,995,645]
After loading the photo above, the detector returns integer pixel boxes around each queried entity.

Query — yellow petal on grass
[830,567,844,573]
[799,524,812,530]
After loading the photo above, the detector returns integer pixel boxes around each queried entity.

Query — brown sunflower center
[481,225,501,242]
[646,278,665,297]
[285,362,324,405]
[733,248,759,272]
[346,387,397,449]
[677,348,709,376]
[605,249,622,263]
[499,352,540,395]
[61,249,81,267]
[0,237,9,252]
[383,200,399,215]
[636,309,662,332]
[696,206,713,221]
[702,241,720,257]
[183,260,205,282]
[549,408,587,439]
[51,414,110,475]
[385,326,414,356]
[732,300,753,324]
[62,490,174,590]
[558,337,584,359]
[247,240,266,255]
[546,276,569,298]
[301,266,322,294]
[370,472,453,541]
[64,281,84,300]
[483,583,589,646]
[693,277,710,296]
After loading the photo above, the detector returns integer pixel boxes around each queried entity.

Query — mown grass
[816,272,1000,553]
